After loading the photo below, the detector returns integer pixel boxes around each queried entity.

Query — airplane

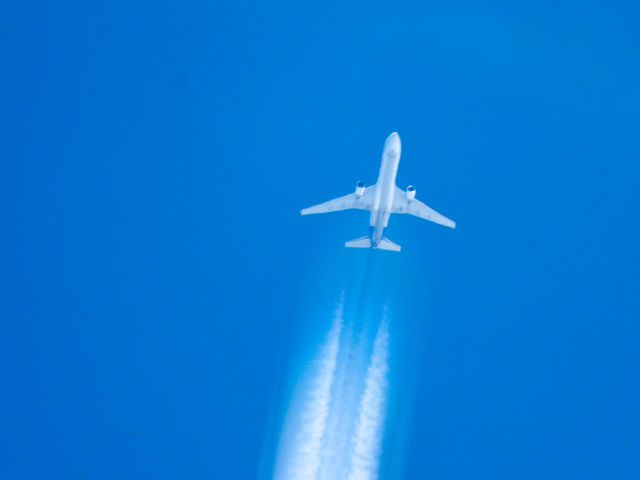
[301,132,455,252]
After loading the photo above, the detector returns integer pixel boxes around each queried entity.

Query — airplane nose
[384,132,401,156]
[386,132,401,148]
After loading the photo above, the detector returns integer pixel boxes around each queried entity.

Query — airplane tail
[377,237,401,252]
[345,235,371,249]
[345,235,401,252]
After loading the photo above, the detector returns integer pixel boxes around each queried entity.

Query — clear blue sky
[2,1,639,478]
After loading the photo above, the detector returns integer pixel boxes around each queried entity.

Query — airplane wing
[392,187,456,229]
[301,185,376,215]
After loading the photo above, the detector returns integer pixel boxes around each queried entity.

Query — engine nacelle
[406,185,416,201]
[355,181,366,197]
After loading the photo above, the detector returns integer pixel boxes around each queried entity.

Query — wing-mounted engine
[406,185,416,201]
[355,181,366,197]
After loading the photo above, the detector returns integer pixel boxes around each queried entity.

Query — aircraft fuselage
[369,132,401,247]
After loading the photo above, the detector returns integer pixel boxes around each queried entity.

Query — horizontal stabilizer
[345,235,372,249]
[377,237,401,252]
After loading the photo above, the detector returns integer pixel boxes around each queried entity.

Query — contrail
[274,300,391,480]
[347,317,390,480]
[316,326,359,480]
[274,302,343,480]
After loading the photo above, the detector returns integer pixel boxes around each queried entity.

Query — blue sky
[2,1,639,478]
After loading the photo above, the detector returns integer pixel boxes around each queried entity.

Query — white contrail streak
[274,303,343,480]
[347,318,390,480]
[316,327,360,480]
[274,301,391,480]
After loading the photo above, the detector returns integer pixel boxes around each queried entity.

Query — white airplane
[301,132,455,252]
